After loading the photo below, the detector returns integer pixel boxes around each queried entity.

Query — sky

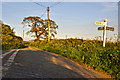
[1,1,119,41]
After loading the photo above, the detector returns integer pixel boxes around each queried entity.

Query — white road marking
[3,50,19,71]
[1,50,14,59]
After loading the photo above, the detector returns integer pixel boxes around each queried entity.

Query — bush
[30,39,120,79]
[2,23,25,50]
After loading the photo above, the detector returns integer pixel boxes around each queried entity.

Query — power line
[32,2,47,18]
[33,2,46,8]
[32,1,64,42]
[40,10,47,18]
[50,0,64,8]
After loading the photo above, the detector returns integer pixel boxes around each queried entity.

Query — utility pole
[47,6,50,42]
[66,35,67,39]
[23,26,24,41]
[103,19,107,47]
[33,2,63,42]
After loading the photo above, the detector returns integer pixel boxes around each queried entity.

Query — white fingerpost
[103,19,108,47]
[95,19,114,47]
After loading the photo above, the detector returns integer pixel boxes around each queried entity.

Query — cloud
[101,2,118,13]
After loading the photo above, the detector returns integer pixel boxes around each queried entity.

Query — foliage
[0,20,2,46]
[22,16,58,41]
[2,22,24,50]
[29,39,120,79]
[43,19,58,39]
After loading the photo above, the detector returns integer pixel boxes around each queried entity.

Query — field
[29,39,120,78]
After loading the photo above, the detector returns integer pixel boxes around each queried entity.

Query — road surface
[2,46,111,78]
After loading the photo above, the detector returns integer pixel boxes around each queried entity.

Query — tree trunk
[35,31,39,40]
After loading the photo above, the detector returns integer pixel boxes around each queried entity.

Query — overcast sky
[2,1,119,41]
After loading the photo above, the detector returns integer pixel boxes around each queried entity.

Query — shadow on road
[3,50,85,78]
[2,47,111,78]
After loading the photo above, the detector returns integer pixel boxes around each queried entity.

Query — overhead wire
[40,10,47,18]
[50,0,64,8]
[32,2,47,18]
[33,2,47,8]
[32,1,64,19]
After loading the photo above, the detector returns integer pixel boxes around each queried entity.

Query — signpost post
[95,19,114,47]
[103,19,107,47]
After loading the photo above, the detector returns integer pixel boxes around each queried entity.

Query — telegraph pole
[66,35,67,39]
[47,6,50,42]
[103,19,107,47]
[23,26,24,41]
[33,2,63,42]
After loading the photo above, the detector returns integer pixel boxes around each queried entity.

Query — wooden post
[23,26,24,41]
[47,6,50,42]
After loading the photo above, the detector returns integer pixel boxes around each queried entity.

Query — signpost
[98,27,114,31]
[95,19,114,47]
[95,21,105,26]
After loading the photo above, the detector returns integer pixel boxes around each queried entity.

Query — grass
[29,39,120,79]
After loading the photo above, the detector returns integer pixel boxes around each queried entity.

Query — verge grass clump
[30,39,120,79]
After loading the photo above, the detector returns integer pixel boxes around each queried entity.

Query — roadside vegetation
[29,39,120,79]
[1,21,24,50]
[1,15,119,79]
[22,16,120,78]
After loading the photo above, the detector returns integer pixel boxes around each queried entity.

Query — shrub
[30,39,120,79]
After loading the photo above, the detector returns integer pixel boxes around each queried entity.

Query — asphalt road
[2,46,111,78]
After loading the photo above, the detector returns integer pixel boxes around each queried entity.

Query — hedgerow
[30,39,120,79]
[2,23,25,50]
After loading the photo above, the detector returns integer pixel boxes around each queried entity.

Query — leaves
[29,39,120,79]
[22,16,58,41]
[2,22,24,50]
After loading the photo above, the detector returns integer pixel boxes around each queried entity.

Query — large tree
[22,16,58,41]
[42,19,58,40]
[22,16,44,40]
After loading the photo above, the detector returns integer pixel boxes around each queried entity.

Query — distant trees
[22,16,58,41]
[0,20,2,45]
[1,21,24,50]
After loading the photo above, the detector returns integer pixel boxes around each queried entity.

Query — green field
[29,39,120,79]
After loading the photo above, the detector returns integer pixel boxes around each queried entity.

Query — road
[2,46,111,78]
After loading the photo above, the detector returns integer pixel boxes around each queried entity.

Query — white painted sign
[95,19,115,47]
